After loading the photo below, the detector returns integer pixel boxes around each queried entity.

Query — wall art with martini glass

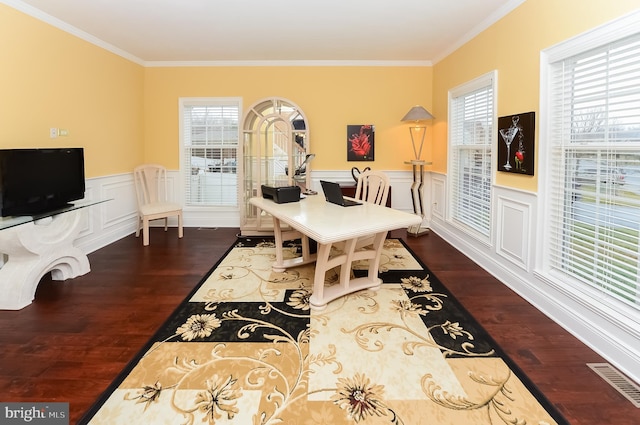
[497,112,535,175]
[347,124,374,161]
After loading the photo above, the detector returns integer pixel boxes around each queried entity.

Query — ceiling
[8,0,524,65]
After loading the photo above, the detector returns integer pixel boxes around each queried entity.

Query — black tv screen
[0,148,85,217]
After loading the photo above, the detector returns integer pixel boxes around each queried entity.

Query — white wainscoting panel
[75,173,138,253]
[495,195,531,272]
[431,173,446,220]
[102,177,138,225]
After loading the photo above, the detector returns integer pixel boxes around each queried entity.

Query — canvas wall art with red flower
[347,124,374,161]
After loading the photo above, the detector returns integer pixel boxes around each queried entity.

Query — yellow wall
[0,4,144,178]
[1,1,432,176]
[432,0,640,192]
[3,0,638,181]
[143,66,432,171]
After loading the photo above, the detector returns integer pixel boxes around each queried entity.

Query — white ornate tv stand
[0,200,106,310]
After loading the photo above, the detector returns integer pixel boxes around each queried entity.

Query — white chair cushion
[139,202,181,216]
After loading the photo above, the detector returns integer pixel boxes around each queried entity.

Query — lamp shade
[401,105,434,122]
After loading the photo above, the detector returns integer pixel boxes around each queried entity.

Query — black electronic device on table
[261,185,301,204]
[320,180,362,207]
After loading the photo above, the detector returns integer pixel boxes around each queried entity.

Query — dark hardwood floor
[1,227,638,424]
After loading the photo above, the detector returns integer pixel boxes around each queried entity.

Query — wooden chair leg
[143,218,150,246]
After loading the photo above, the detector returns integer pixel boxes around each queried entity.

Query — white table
[249,195,421,310]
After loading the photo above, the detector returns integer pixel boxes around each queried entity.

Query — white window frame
[179,97,242,211]
[538,10,640,316]
[447,71,497,243]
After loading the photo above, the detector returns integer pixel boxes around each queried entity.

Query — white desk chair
[133,164,183,246]
[335,170,390,252]
[354,170,390,207]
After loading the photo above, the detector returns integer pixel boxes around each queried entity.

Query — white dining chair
[354,170,390,207]
[133,164,183,246]
[334,170,390,252]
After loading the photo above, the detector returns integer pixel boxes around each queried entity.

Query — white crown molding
[2,0,145,65]
[144,60,433,68]
[431,0,526,64]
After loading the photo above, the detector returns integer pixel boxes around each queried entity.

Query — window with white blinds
[545,31,640,309]
[448,72,495,239]
[180,99,240,207]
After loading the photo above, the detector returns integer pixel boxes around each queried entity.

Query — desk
[0,200,107,310]
[250,196,421,310]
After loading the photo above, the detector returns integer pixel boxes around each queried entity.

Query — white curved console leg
[0,210,90,310]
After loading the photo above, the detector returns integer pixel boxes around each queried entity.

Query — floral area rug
[80,238,568,425]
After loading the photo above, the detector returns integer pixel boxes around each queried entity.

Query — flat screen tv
[0,148,85,217]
